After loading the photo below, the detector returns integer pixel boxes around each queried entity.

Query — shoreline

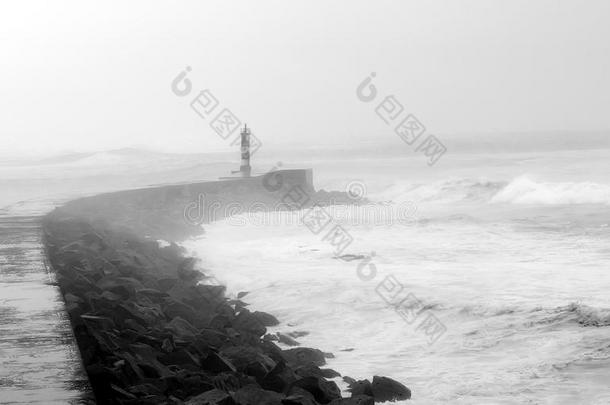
[41,171,411,404]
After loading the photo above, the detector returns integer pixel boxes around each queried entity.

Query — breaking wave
[452,302,610,328]
[547,303,610,327]
[377,176,610,205]
[490,176,610,205]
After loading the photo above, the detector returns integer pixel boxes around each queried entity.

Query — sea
[183,143,610,404]
[2,136,610,404]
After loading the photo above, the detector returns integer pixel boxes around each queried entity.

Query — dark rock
[252,311,280,327]
[260,362,298,393]
[160,348,201,369]
[283,348,326,367]
[116,301,163,327]
[127,383,163,397]
[264,333,279,342]
[64,292,84,304]
[371,376,411,402]
[124,318,147,334]
[97,276,144,298]
[232,384,285,405]
[165,316,200,339]
[285,387,316,401]
[186,388,235,405]
[221,346,276,379]
[294,364,325,379]
[202,351,237,373]
[295,364,341,380]
[110,383,137,399]
[259,341,286,365]
[321,369,341,379]
[277,333,300,346]
[130,343,174,378]
[198,329,229,349]
[282,392,319,405]
[346,379,372,397]
[100,290,123,302]
[162,338,175,353]
[163,298,199,325]
[328,396,374,405]
[137,288,168,299]
[234,309,268,337]
[80,314,116,330]
[162,370,215,399]
[158,277,178,292]
[212,372,253,392]
[291,376,341,404]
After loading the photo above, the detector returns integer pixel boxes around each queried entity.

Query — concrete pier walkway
[0,215,89,404]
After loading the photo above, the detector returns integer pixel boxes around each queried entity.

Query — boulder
[201,351,237,373]
[232,384,285,405]
[165,316,200,339]
[212,372,254,392]
[328,396,374,405]
[283,348,326,367]
[127,383,163,397]
[282,392,319,405]
[186,388,235,405]
[277,333,300,346]
[294,364,339,379]
[234,309,268,337]
[321,369,341,379]
[346,379,372,397]
[116,301,162,327]
[162,370,215,399]
[160,348,202,369]
[290,376,341,404]
[252,311,280,327]
[371,376,411,402]
[221,346,276,379]
[260,362,298,393]
[129,343,174,378]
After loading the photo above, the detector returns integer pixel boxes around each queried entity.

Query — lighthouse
[237,124,251,177]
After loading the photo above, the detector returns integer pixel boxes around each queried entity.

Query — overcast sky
[1,0,609,157]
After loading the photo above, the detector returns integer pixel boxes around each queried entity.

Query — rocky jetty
[42,173,411,404]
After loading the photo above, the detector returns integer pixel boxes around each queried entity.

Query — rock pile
[42,186,411,404]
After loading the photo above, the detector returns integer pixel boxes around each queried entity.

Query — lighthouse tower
[238,124,251,177]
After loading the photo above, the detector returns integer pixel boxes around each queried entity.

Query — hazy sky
[1,0,609,157]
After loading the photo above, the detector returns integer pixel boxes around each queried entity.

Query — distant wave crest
[378,176,610,205]
[490,176,610,205]
[555,302,610,327]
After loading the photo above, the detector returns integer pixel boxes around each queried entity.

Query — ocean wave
[458,303,521,317]
[522,303,610,329]
[554,302,610,327]
[376,176,610,206]
[374,178,507,204]
[490,176,610,205]
[454,302,610,328]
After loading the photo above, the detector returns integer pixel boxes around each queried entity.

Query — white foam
[491,176,610,205]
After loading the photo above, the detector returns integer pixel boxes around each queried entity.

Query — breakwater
[42,170,411,404]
